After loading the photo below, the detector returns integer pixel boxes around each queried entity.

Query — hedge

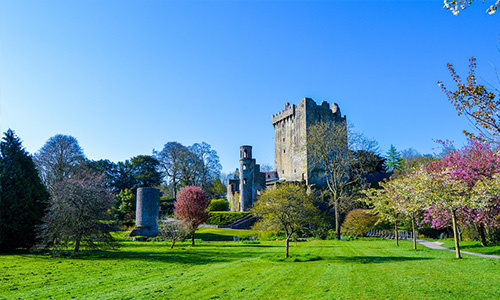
[206,212,252,225]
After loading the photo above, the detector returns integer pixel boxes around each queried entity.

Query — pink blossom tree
[174,186,210,246]
[423,139,500,247]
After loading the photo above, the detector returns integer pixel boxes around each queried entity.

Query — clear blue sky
[1,1,498,174]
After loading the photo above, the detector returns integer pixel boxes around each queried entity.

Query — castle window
[294,169,296,173]
[243,149,248,158]
[243,178,247,184]
[243,164,247,170]
[282,170,284,174]
[283,138,285,142]
[283,149,286,153]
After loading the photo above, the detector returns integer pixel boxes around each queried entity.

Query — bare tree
[155,142,190,198]
[158,219,188,249]
[34,134,86,187]
[37,168,114,253]
[307,121,358,240]
[189,142,222,189]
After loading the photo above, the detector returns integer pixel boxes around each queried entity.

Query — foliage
[34,134,86,187]
[385,145,404,172]
[438,57,500,141]
[252,183,319,257]
[209,177,227,196]
[206,211,252,225]
[111,189,136,224]
[341,209,379,237]
[207,198,230,212]
[155,142,222,198]
[422,139,500,247]
[157,219,188,249]
[174,186,210,246]
[129,155,163,188]
[37,168,114,253]
[0,129,49,251]
[443,0,498,15]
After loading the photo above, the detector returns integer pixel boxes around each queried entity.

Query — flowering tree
[423,139,500,246]
[443,0,498,15]
[438,58,500,142]
[174,186,210,246]
[363,188,401,246]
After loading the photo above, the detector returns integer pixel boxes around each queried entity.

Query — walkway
[414,239,500,259]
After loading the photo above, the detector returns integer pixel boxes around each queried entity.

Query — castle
[227,97,346,211]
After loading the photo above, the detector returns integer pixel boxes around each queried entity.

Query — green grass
[440,239,500,256]
[2,229,500,299]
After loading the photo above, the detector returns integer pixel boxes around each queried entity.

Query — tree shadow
[322,255,434,264]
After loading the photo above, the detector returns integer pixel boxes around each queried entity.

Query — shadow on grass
[20,245,276,266]
[322,255,434,264]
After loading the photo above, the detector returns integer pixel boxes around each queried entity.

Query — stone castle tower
[227,146,267,211]
[227,97,346,211]
[272,97,346,187]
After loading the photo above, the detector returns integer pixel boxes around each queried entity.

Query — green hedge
[206,212,252,225]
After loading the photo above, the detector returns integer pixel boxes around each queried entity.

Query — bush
[341,209,379,237]
[205,212,251,225]
[207,198,229,212]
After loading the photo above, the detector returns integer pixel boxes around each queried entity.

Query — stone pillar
[132,187,160,237]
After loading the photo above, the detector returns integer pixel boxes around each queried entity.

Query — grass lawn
[1,230,500,300]
[440,239,500,256]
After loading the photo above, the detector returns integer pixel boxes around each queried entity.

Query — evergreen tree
[385,145,403,172]
[0,129,49,251]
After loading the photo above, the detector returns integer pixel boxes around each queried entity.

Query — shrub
[341,209,379,237]
[207,198,229,212]
[205,212,251,225]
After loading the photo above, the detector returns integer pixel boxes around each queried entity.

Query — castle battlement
[272,102,296,125]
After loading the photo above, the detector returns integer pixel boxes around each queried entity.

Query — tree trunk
[451,210,462,259]
[477,223,487,247]
[74,238,81,253]
[285,236,290,258]
[411,215,417,250]
[335,199,341,240]
[170,238,176,249]
[394,221,399,246]
[191,230,195,247]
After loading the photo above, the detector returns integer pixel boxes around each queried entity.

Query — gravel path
[414,239,500,259]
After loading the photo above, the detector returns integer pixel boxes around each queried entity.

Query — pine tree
[0,129,49,251]
[386,144,403,172]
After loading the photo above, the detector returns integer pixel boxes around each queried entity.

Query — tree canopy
[0,129,49,251]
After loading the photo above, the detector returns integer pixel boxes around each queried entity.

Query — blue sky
[1,1,499,174]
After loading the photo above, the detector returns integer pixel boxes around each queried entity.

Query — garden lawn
[440,239,500,256]
[1,230,500,299]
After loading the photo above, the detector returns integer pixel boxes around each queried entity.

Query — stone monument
[130,187,160,237]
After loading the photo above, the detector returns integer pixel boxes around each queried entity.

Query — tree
[421,139,500,246]
[363,188,402,246]
[130,155,162,188]
[158,219,188,249]
[307,120,355,240]
[252,183,319,258]
[0,129,49,251]
[438,57,500,142]
[188,142,222,190]
[386,145,403,172]
[341,209,379,237]
[174,186,210,246]
[155,142,190,198]
[37,168,114,252]
[34,134,86,187]
[111,189,136,224]
[443,0,498,15]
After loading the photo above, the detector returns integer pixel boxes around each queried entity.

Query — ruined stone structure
[273,97,346,188]
[227,97,346,211]
[131,187,160,237]
[227,146,267,211]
